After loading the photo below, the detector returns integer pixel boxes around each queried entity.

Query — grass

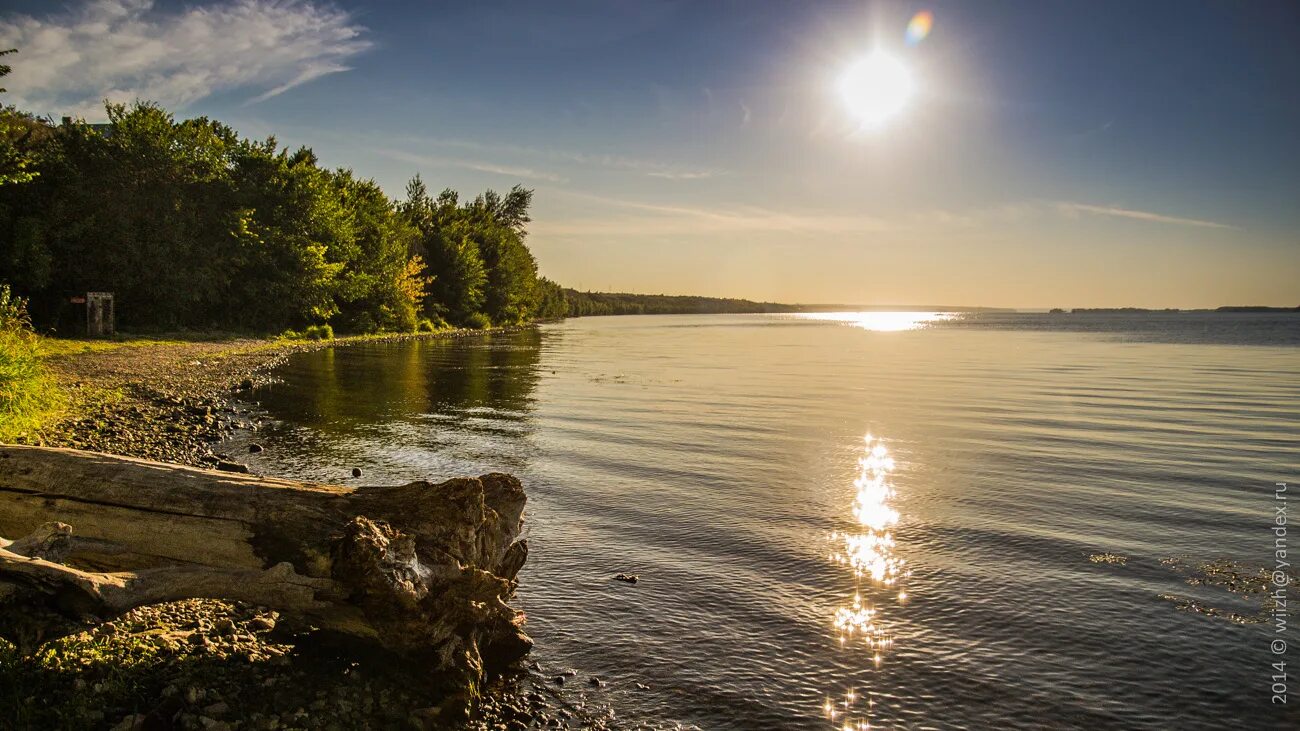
[34,322,466,359]
[35,331,252,359]
[0,634,170,729]
[36,337,195,359]
[0,287,63,441]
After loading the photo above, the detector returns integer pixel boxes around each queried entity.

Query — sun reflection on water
[798,311,959,332]
[824,434,911,728]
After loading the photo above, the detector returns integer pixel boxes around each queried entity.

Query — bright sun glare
[838,52,912,127]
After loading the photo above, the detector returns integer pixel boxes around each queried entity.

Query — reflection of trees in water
[260,330,544,436]
[428,328,543,417]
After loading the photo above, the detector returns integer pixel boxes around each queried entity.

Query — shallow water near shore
[238,312,1300,730]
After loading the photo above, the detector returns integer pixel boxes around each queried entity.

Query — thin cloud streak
[374,148,567,183]
[1056,201,1232,229]
[0,0,371,116]
[540,190,892,235]
[535,195,1236,240]
[245,61,353,106]
[646,171,717,180]
[389,135,723,181]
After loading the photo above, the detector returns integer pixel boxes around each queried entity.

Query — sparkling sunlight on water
[796,311,960,332]
[825,435,912,728]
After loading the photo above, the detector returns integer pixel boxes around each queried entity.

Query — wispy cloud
[646,170,717,180]
[386,135,723,181]
[1056,201,1232,229]
[534,194,1237,240]
[464,162,566,183]
[537,190,892,236]
[908,203,1040,228]
[374,148,567,183]
[0,0,371,117]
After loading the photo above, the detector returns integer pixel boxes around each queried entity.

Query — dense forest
[0,51,566,334]
[0,48,809,336]
[563,290,796,316]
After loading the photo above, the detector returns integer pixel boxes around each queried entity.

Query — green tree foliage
[225,140,347,329]
[22,104,243,327]
[331,171,425,333]
[532,277,569,320]
[467,187,539,326]
[0,94,564,333]
[394,181,568,327]
[0,49,39,187]
[400,180,486,326]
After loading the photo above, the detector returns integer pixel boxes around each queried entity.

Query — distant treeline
[563,290,798,317]
[1214,306,1300,313]
[1068,308,1181,314]
[0,59,566,334]
[1066,307,1299,314]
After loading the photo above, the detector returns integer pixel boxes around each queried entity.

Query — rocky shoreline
[36,329,510,466]
[4,328,618,731]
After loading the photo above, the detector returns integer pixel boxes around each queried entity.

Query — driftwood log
[0,445,531,692]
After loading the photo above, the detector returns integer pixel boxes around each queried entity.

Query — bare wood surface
[0,445,530,686]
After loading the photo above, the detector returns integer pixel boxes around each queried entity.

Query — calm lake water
[240,312,1300,730]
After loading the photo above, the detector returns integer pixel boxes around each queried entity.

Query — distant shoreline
[1054,306,1300,314]
[562,290,1298,317]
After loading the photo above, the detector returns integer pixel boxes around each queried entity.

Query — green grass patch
[0,287,63,441]
[0,634,171,729]
[35,331,253,359]
[36,337,192,359]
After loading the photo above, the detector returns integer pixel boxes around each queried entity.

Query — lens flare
[905,11,934,45]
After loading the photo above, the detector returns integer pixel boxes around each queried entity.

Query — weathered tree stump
[0,445,531,695]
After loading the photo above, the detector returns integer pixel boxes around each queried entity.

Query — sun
[838,52,913,127]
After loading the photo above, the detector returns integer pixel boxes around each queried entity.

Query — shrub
[0,285,30,332]
[462,312,491,330]
[303,324,334,341]
[350,312,379,335]
[0,285,60,441]
[278,329,301,341]
[416,317,444,333]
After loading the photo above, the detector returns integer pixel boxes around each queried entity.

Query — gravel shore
[38,330,501,465]
[4,330,618,731]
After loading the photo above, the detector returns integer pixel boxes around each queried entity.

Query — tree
[478,185,532,234]
[532,277,569,319]
[0,49,38,187]
[477,226,538,325]
[3,103,240,327]
[331,170,426,332]
[402,180,488,326]
[226,139,347,329]
[0,96,549,334]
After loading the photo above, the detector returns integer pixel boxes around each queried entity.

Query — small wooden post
[85,292,114,337]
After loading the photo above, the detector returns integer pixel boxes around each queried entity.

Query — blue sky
[2,0,1297,307]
